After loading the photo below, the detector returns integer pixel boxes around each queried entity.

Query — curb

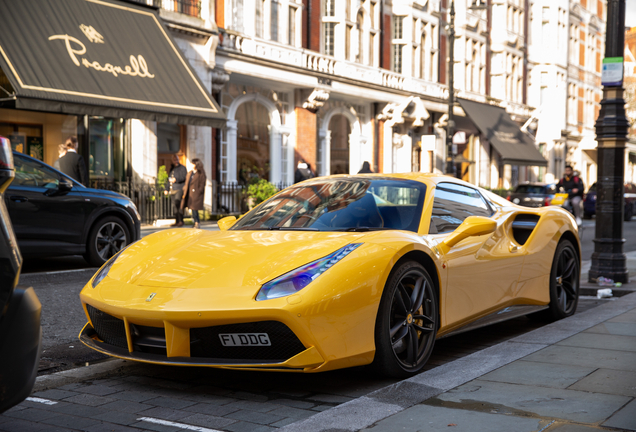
[279,291,636,432]
[33,359,137,392]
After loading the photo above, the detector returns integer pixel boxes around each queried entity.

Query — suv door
[6,153,87,256]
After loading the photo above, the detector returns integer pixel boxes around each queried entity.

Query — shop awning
[458,99,547,167]
[0,0,225,127]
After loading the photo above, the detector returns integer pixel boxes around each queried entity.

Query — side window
[13,155,60,189]
[430,183,493,234]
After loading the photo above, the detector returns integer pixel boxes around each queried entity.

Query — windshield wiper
[335,227,385,232]
[266,227,319,231]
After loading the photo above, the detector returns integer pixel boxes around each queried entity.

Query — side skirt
[438,305,549,340]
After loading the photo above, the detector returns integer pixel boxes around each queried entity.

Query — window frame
[429,182,494,234]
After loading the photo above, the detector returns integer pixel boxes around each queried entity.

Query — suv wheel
[84,216,130,267]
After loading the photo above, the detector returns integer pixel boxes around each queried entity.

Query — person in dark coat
[53,144,67,170]
[358,161,373,173]
[294,160,314,183]
[181,158,206,229]
[168,154,187,227]
[57,136,88,186]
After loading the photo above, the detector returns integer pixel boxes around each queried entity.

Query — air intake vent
[511,214,540,245]
[86,304,128,349]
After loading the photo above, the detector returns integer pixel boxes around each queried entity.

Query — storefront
[0,0,225,188]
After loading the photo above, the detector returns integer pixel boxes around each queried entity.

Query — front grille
[190,321,305,362]
[86,304,128,349]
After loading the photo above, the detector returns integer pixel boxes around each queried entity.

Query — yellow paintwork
[79,173,580,372]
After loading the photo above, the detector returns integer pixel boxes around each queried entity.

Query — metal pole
[589,0,629,283]
[446,0,456,177]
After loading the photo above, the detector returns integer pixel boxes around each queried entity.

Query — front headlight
[91,250,123,288]
[256,243,362,301]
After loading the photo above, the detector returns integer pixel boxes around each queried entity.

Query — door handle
[9,195,28,203]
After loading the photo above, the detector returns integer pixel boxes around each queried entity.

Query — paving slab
[547,424,611,432]
[556,332,636,352]
[522,345,636,372]
[602,398,636,430]
[607,309,636,323]
[584,322,636,337]
[478,360,597,389]
[434,380,630,424]
[568,368,636,397]
[361,405,546,432]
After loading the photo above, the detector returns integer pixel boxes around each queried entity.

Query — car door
[429,182,525,328]
[6,154,87,255]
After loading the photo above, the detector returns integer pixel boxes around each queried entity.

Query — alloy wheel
[389,270,436,369]
[555,246,578,315]
[95,222,127,261]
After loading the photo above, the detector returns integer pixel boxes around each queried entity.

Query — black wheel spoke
[562,257,576,279]
[393,288,408,315]
[562,281,576,298]
[413,324,433,333]
[413,314,434,325]
[407,327,418,364]
[390,321,405,338]
[398,283,413,311]
[410,277,425,311]
[392,325,408,344]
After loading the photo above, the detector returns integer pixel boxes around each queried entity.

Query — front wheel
[372,261,438,378]
[84,216,130,267]
[547,240,579,320]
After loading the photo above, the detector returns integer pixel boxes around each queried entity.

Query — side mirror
[438,216,497,254]
[218,216,237,231]
[58,177,73,192]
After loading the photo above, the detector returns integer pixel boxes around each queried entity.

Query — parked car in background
[5,151,141,267]
[583,182,636,221]
[506,183,557,208]
[0,137,41,412]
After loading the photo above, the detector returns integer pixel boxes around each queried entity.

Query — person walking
[168,154,187,227]
[294,160,314,183]
[53,143,67,170]
[57,136,88,186]
[181,158,206,229]
[358,161,373,173]
[557,164,584,226]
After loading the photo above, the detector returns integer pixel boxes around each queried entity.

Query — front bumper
[0,287,42,412]
[79,305,325,372]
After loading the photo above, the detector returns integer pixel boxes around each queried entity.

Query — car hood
[105,229,367,290]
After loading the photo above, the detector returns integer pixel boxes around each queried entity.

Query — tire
[84,216,131,267]
[546,240,579,320]
[625,203,633,222]
[372,261,438,378]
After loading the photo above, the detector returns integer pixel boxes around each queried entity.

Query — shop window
[329,114,350,175]
[0,122,44,161]
[88,118,125,183]
[236,101,271,184]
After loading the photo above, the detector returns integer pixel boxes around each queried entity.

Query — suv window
[430,183,493,234]
[13,154,60,189]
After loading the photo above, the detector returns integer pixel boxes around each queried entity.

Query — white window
[230,0,244,33]
[271,0,279,42]
[324,22,336,56]
[288,6,297,46]
[255,0,264,38]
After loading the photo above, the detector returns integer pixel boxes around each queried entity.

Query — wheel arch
[393,250,442,329]
[559,230,581,264]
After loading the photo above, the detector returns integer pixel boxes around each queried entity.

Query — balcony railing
[133,0,202,18]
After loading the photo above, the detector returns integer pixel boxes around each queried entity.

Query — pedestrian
[53,143,67,170]
[358,161,373,173]
[57,136,88,185]
[294,160,314,183]
[181,158,206,229]
[557,164,584,226]
[168,153,187,227]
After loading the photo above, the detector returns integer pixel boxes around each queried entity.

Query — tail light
[0,137,13,170]
[544,196,551,206]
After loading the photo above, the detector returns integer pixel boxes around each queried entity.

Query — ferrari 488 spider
[79,174,580,377]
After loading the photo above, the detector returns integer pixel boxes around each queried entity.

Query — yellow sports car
[79,174,580,377]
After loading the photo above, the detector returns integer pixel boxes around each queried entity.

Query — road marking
[137,417,222,432]
[26,397,58,405]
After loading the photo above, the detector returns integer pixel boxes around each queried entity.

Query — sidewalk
[281,265,636,432]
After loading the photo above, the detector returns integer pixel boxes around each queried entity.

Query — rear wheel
[547,240,579,320]
[372,261,438,378]
[84,216,130,267]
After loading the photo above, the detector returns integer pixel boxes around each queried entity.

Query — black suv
[6,151,141,266]
[0,137,41,412]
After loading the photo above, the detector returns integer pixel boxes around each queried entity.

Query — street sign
[601,57,624,86]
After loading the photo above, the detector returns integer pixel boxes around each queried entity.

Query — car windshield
[514,185,546,194]
[232,178,427,232]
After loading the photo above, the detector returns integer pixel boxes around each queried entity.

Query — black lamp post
[446,0,456,177]
[589,0,629,283]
